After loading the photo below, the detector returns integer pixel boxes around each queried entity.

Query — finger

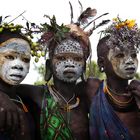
[131,89,140,97]
[5,111,12,130]
[0,108,6,130]
[19,111,25,136]
[11,110,19,132]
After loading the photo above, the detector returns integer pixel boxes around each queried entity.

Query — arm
[85,77,101,107]
[129,79,140,109]
[0,91,32,140]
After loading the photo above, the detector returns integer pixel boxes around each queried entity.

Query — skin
[87,37,140,140]
[52,39,85,82]
[0,38,32,140]
[18,38,90,140]
[0,38,30,85]
[108,48,138,79]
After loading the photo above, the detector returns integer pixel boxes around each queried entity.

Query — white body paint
[52,39,85,83]
[0,38,31,85]
[108,47,138,79]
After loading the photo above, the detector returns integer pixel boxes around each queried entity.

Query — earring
[81,72,86,82]
[45,59,52,82]
[100,67,104,72]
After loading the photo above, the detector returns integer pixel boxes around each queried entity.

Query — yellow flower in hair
[113,18,119,22]
[125,19,136,29]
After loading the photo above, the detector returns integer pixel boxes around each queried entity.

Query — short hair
[97,35,110,59]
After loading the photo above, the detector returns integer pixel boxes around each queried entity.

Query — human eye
[56,56,66,61]
[115,53,124,58]
[5,55,15,60]
[22,57,30,63]
[74,56,83,61]
[131,53,137,58]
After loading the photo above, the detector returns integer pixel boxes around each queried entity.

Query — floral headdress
[38,1,109,59]
[0,15,39,61]
[103,16,140,52]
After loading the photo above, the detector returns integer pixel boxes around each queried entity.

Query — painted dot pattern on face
[54,39,83,55]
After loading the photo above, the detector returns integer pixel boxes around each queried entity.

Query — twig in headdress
[8,11,26,24]
[78,0,83,14]
[69,1,74,24]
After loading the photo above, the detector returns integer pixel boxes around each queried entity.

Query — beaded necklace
[49,85,80,125]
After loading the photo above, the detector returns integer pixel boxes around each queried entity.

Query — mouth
[125,67,136,74]
[10,74,23,80]
[63,70,76,77]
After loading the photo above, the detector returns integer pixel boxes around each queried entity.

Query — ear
[45,59,53,82]
[97,56,105,72]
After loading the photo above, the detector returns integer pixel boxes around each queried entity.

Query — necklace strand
[10,95,28,112]
[51,86,76,104]
[49,86,80,125]
[104,85,133,105]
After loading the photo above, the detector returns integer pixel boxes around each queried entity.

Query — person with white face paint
[0,38,31,85]
[88,17,140,140]
[0,22,37,140]
[0,3,109,140]
[13,4,108,140]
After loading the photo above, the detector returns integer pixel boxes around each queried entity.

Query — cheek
[111,58,123,71]
[53,61,64,73]
[0,61,10,78]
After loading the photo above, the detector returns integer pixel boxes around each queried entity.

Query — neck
[106,77,128,94]
[53,78,77,100]
[0,79,17,98]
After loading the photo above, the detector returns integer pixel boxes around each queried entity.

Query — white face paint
[52,39,85,83]
[0,38,31,85]
[108,47,138,79]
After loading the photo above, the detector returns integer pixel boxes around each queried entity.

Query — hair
[0,29,30,46]
[97,35,110,59]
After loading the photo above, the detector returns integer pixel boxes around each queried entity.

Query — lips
[63,70,76,77]
[125,67,136,74]
[10,74,23,80]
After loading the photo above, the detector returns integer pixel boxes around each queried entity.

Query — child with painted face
[0,4,108,140]
[89,18,140,140]
[35,22,91,140]
[16,8,108,140]
[0,24,34,140]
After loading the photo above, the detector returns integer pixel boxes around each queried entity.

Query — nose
[65,59,75,68]
[12,65,23,71]
[125,57,134,65]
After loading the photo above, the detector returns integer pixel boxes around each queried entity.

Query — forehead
[0,38,31,54]
[109,47,137,55]
[54,39,83,55]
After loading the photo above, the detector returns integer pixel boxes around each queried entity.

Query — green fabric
[40,86,74,140]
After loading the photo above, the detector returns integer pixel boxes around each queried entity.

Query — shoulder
[85,77,101,105]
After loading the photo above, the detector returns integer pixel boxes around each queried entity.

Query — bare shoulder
[86,77,101,105]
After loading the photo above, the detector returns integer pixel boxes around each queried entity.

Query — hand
[12,113,32,140]
[0,92,24,134]
[129,80,140,109]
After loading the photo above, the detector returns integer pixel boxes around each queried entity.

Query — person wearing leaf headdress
[0,15,39,140]
[0,2,109,140]
[8,2,107,140]
[88,17,140,140]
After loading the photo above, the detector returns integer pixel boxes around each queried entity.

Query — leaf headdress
[38,1,109,59]
[0,14,40,62]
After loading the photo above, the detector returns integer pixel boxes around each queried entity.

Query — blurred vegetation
[34,60,140,85]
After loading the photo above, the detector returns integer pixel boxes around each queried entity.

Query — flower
[103,17,140,52]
